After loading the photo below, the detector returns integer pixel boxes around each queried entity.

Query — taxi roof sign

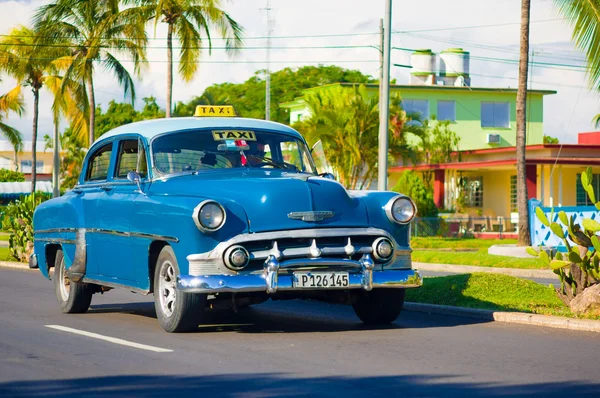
[194,105,236,117]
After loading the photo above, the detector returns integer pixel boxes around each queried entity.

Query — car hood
[148,169,369,232]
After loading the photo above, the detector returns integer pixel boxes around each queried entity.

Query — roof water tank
[439,48,470,79]
[410,49,436,85]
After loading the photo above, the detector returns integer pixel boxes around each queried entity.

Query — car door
[94,137,146,283]
[78,142,115,277]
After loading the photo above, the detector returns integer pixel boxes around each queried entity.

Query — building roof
[96,117,302,144]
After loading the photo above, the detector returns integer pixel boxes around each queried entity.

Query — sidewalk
[414,262,557,280]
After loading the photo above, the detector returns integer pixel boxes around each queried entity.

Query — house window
[403,99,429,124]
[576,173,600,206]
[437,100,456,122]
[20,160,44,173]
[481,102,510,128]
[510,175,517,212]
[460,176,484,208]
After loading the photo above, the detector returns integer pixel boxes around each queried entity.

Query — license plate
[293,272,349,288]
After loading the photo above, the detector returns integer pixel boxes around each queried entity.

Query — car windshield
[152,129,317,176]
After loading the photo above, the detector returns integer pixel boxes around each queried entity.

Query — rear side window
[85,144,113,181]
[115,139,148,178]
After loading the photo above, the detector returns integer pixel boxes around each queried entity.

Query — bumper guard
[177,254,422,294]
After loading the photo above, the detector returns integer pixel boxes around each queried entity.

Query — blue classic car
[32,106,422,332]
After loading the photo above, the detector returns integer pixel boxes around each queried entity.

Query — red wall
[578,132,600,145]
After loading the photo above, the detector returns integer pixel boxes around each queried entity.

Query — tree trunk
[86,74,96,146]
[166,23,174,118]
[516,0,531,246]
[31,87,39,194]
[52,120,60,198]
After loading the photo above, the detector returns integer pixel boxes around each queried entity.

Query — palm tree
[594,114,600,128]
[0,26,70,193]
[516,0,531,246]
[127,0,243,117]
[33,0,148,146]
[554,1,600,91]
[0,86,25,168]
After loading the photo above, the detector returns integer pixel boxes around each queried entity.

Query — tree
[95,96,165,137]
[295,85,422,189]
[417,119,460,189]
[593,114,600,128]
[34,0,148,146]
[553,1,600,91]
[543,135,560,144]
[0,169,25,182]
[128,0,243,118]
[0,86,24,167]
[0,26,69,192]
[516,0,531,246]
[391,171,438,218]
[174,65,376,123]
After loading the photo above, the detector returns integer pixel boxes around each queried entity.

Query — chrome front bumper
[177,254,422,294]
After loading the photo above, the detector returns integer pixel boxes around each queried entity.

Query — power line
[392,18,563,34]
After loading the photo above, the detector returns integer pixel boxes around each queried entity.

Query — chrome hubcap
[159,261,177,317]
[59,259,70,302]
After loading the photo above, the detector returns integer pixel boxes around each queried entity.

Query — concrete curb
[414,262,557,280]
[404,302,600,333]
[0,261,33,271]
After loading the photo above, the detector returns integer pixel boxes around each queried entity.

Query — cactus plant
[529,167,600,315]
[1,193,50,262]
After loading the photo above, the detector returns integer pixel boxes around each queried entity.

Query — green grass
[406,273,582,318]
[0,234,9,241]
[412,248,548,269]
[0,247,16,262]
[411,237,517,249]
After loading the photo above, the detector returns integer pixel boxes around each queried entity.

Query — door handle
[101,185,113,192]
[73,188,83,194]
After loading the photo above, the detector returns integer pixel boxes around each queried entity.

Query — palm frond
[593,113,600,127]
[554,0,600,90]
[0,121,23,150]
[175,16,201,81]
[102,51,136,104]
[0,86,24,116]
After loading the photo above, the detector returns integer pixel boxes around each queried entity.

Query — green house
[280,82,556,151]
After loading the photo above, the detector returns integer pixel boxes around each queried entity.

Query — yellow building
[0,140,53,181]
[390,132,600,235]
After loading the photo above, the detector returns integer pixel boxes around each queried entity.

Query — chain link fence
[410,216,516,238]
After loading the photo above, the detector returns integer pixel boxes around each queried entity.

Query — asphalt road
[1,267,599,397]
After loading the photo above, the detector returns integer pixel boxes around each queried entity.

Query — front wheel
[352,289,406,324]
[154,246,206,333]
[54,249,93,314]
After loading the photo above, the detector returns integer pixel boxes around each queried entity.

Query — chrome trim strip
[35,238,77,245]
[35,228,77,235]
[87,228,179,243]
[81,277,150,296]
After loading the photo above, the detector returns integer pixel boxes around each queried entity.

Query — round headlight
[373,237,394,261]
[224,245,250,271]
[386,196,416,224]
[193,200,226,232]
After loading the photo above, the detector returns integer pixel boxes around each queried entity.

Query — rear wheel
[154,246,206,333]
[54,249,93,314]
[352,289,406,324]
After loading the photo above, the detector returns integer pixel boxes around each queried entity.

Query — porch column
[526,164,537,200]
[433,169,445,208]
[540,164,545,205]
[558,165,563,207]
[549,166,554,207]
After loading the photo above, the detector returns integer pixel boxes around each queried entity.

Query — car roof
[95,117,303,144]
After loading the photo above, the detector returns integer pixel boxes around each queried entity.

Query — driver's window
[115,139,148,178]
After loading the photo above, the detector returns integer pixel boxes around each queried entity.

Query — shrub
[0,169,25,182]
[1,193,51,262]
[529,167,600,315]
[392,170,438,218]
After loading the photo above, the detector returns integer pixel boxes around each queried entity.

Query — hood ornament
[288,211,335,222]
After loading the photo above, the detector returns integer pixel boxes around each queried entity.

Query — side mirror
[319,172,335,180]
[127,171,143,193]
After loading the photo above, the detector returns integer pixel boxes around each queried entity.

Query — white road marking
[45,325,173,353]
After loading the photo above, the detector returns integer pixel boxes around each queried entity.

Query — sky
[0,0,598,144]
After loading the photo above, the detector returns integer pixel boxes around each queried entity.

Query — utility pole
[265,0,273,121]
[379,18,384,115]
[377,0,392,191]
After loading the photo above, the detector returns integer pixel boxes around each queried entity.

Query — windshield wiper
[246,155,298,171]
